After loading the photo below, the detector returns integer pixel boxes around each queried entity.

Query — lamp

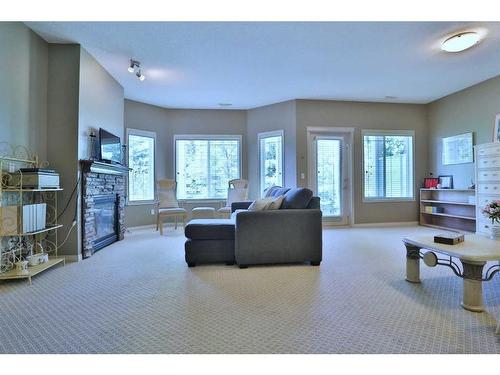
[128,59,145,81]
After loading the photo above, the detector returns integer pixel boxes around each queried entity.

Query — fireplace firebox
[93,194,119,252]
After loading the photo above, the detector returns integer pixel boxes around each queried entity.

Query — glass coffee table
[403,234,500,313]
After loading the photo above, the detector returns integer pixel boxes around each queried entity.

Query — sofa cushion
[185,219,235,240]
[264,186,281,198]
[281,188,313,209]
[272,187,290,197]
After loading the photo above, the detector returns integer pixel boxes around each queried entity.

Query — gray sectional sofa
[184,187,322,268]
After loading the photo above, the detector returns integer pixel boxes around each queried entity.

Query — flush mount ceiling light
[441,32,481,53]
[128,59,145,81]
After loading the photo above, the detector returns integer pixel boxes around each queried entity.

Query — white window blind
[363,131,414,200]
[259,131,284,196]
[175,136,241,200]
[127,129,156,203]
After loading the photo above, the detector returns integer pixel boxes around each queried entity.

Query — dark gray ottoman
[184,219,235,267]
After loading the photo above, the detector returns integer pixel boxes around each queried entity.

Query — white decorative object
[15,261,29,275]
[490,227,500,241]
[27,254,42,266]
[474,142,500,236]
[442,132,473,165]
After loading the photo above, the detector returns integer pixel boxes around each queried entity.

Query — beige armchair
[156,179,187,235]
[217,179,249,218]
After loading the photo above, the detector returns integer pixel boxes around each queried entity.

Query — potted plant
[482,200,500,240]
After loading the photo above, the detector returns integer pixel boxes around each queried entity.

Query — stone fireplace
[80,160,129,259]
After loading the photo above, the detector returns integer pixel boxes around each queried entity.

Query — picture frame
[441,132,473,165]
[424,177,439,189]
[438,175,453,189]
[494,114,500,143]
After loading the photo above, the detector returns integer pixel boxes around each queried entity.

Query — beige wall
[124,99,247,227]
[295,100,428,224]
[46,44,81,257]
[428,75,500,189]
[78,48,125,159]
[246,100,297,199]
[0,22,48,160]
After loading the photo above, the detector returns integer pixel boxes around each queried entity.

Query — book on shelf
[424,206,444,214]
[0,203,47,235]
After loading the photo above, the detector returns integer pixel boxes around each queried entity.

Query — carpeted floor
[0,225,498,354]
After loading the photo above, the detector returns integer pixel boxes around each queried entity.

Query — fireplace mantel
[80,160,131,175]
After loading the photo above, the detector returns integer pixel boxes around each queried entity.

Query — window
[362,130,414,201]
[127,129,156,203]
[258,130,284,196]
[175,135,241,200]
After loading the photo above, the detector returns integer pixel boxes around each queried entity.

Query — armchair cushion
[158,189,179,208]
[281,188,313,209]
[158,207,187,215]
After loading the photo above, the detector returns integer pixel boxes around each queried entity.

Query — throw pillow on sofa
[281,188,313,209]
[248,195,284,211]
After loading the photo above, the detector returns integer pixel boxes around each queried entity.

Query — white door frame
[307,127,354,226]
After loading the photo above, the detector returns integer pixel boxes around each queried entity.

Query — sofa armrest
[231,201,253,212]
[235,209,322,265]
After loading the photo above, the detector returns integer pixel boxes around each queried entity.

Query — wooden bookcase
[419,189,476,233]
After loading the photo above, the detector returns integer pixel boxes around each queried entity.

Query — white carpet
[0,225,498,353]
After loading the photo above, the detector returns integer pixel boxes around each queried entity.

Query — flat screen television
[99,128,122,164]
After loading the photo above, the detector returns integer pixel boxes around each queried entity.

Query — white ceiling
[26,21,500,109]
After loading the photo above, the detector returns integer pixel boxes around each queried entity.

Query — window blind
[363,132,414,200]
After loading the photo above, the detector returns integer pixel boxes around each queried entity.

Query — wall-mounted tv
[99,128,122,164]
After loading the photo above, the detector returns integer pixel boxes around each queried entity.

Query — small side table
[192,207,216,219]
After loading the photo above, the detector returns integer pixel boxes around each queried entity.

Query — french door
[308,130,352,225]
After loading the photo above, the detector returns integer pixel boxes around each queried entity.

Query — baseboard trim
[126,224,156,231]
[351,221,419,228]
[126,223,183,231]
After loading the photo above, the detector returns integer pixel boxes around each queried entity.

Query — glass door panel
[316,138,342,217]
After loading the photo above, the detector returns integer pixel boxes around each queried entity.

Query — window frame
[126,128,157,206]
[258,130,285,197]
[173,134,243,202]
[361,129,416,203]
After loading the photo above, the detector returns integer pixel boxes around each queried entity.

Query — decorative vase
[490,226,500,241]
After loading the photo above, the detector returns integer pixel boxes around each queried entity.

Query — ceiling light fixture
[136,70,146,81]
[218,103,232,107]
[128,59,146,81]
[441,32,481,53]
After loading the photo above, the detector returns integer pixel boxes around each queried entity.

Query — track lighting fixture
[127,59,146,81]
[136,69,146,81]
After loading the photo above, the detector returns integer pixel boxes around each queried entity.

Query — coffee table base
[405,244,421,283]
[404,243,487,313]
[460,260,485,313]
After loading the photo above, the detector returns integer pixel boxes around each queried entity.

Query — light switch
[300,172,305,180]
